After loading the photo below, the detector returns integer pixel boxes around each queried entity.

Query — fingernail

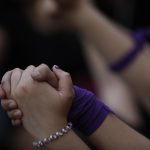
[54,65,60,69]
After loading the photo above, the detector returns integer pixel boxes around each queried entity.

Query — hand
[1,65,74,138]
[28,0,90,31]
[0,64,58,126]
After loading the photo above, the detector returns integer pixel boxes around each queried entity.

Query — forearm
[21,108,90,150]
[31,122,90,150]
[120,45,150,112]
[45,130,90,150]
[71,4,134,64]
[69,86,149,149]
[89,114,150,150]
[71,5,150,109]
[82,41,142,126]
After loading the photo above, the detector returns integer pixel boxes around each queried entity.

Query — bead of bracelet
[32,122,73,150]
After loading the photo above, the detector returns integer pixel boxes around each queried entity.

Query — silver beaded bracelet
[32,122,73,150]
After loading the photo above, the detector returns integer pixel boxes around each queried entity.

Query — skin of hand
[1,64,58,126]
[1,65,74,139]
[26,0,89,31]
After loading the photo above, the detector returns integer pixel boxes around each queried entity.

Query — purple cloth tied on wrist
[110,28,150,72]
[68,85,112,136]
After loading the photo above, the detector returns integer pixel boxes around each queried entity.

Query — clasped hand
[0,64,74,139]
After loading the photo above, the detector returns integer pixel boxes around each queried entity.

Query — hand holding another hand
[1,64,58,126]
[0,64,74,139]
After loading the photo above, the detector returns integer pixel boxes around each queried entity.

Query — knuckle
[13,68,21,73]
[63,72,71,78]
[12,68,21,77]
[40,64,50,72]
[26,65,35,70]
[2,101,10,110]
[18,83,28,94]
[41,63,48,68]
[1,70,12,83]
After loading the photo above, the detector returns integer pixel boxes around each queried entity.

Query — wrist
[68,86,112,136]
[24,117,67,140]
[33,122,73,150]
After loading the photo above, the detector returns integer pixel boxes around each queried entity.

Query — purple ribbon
[68,86,112,136]
[110,28,150,72]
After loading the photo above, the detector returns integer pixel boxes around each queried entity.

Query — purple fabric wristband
[68,85,112,136]
[110,28,150,72]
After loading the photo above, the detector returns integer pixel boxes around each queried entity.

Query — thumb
[52,65,74,99]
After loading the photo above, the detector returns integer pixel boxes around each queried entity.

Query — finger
[0,85,6,99]
[1,99,18,111]
[12,119,22,126]
[52,65,74,99]
[31,64,58,88]
[1,71,12,98]
[19,65,35,85]
[7,109,22,120]
[11,68,23,97]
[43,0,58,14]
